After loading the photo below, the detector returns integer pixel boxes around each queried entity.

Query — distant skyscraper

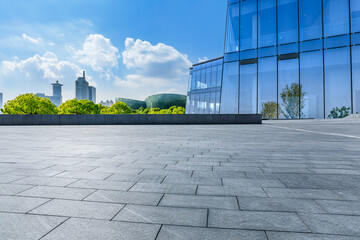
[88,86,96,103]
[0,92,3,113]
[76,71,89,100]
[100,100,114,107]
[36,80,63,107]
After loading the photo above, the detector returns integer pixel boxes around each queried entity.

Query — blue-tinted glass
[300,39,323,52]
[210,65,217,88]
[278,58,300,119]
[351,0,360,33]
[324,35,350,49]
[352,32,360,45]
[278,43,298,55]
[300,51,324,119]
[258,46,277,58]
[224,52,240,62]
[352,46,360,114]
[323,0,350,37]
[299,0,322,41]
[210,91,216,114]
[278,0,298,44]
[191,70,197,90]
[220,62,239,113]
[185,95,190,114]
[324,47,351,117]
[192,93,198,114]
[258,0,276,48]
[240,63,257,114]
[216,91,221,113]
[188,71,193,92]
[217,64,223,87]
[198,69,207,89]
[206,67,212,89]
[258,57,278,119]
[240,49,257,60]
[240,0,257,50]
[225,3,240,53]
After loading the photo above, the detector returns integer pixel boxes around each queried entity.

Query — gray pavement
[0,119,360,239]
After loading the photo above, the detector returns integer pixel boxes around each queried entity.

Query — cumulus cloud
[22,33,42,44]
[198,57,209,63]
[75,34,120,73]
[119,38,191,89]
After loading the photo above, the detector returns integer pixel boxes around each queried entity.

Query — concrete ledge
[0,114,262,125]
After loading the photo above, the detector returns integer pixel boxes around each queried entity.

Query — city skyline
[0,0,227,103]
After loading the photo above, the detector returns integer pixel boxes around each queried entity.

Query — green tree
[101,101,132,114]
[328,106,350,119]
[58,99,100,114]
[1,94,58,114]
[261,101,279,119]
[280,83,306,119]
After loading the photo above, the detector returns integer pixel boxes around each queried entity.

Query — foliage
[58,99,101,114]
[1,94,58,114]
[261,101,279,119]
[135,106,185,114]
[280,83,306,119]
[328,106,350,119]
[101,101,132,114]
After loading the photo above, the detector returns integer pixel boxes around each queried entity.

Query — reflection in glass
[240,63,257,114]
[323,0,349,37]
[324,47,351,117]
[258,0,276,48]
[240,0,257,50]
[258,57,277,119]
[278,58,301,119]
[220,62,239,114]
[278,0,298,44]
[300,51,324,119]
[299,0,322,41]
[351,0,360,33]
[225,3,240,53]
[352,46,360,114]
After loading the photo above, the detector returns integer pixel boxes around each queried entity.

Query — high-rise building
[100,100,114,107]
[75,71,96,103]
[0,92,3,113]
[36,80,63,107]
[88,86,96,103]
[186,0,360,119]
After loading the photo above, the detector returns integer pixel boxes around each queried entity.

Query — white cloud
[75,34,120,73]
[119,38,191,89]
[22,33,42,44]
[198,56,209,63]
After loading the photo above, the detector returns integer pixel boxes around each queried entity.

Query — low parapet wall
[0,114,262,125]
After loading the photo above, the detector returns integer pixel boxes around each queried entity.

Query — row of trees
[0,94,185,115]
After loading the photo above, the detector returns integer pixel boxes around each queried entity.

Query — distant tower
[75,71,89,100]
[0,92,3,112]
[88,86,96,103]
[51,80,63,107]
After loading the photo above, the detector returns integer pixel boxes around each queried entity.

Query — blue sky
[0,0,226,103]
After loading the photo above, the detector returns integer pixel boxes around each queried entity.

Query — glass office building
[186,0,360,118]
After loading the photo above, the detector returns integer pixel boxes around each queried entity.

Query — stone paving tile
[140,169,192,177]
[129,182,197,194]
[197,185,267,197]
[42,217,161,240]
[84,189,163,205]
[165,165,212,171]
[223,178,285,188]
[9,169,64,177]
[266,232,360,240]
[163,176,222,186]
[114,204,207,226]
[213,166,263,172]
[238,196,326,213]
[315,200,360,215]
[209,209,310,232]
[17,186,95,200]
[54,171,112,180]
[159,194,239,210]
[0,195,50,213]
[157,226,267,240]
[264,188,342,200]
[13,176,78,187]
[0,174,25,184]
[299,213,360,236]
[67,179,133,191]
[0,212,66,240]
[30,199,124,220]
[92,167,143,175]
[107,173,165,183]
[192,170,246,178]
[0,183,34,195]
[334,190,360,201]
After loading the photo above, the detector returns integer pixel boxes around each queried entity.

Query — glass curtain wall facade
[186,0,360,118]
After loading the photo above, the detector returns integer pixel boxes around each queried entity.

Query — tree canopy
[58,99,101,114]
[101,101,132,114]
[280,83,305,119]
[1,94,58,114]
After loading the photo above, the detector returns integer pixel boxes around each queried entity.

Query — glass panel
[351,0,360,33]
[220,62,239,113]
[300,39,323,52]
[186,95,190,114]
[206,67,212,89]
[278,43,298,55]
[352,46,360,114]
[324,35,350,49]
[194,93,199,114]
[240,0,257,50]
[258,0,276,48]
[323,0,350,37]
[210,91,216,114]
[217,64,223,87]
[278,0,298,44]
[258,46,277,58]
[278,58,300,119]
[300,51,324,119]
[258,57,278,119]
[240,63,257,114]
[225,3,240,53]
[299,0,322,41]
[324,47,351,118]
[188,71,193,92]
[210,65,217,88]
[191,70,197,90]
[216,91,221,113]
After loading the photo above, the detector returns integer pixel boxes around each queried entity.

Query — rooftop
[0,119,360,239]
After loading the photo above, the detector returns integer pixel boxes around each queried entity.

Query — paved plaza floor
[0,119,360,239]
